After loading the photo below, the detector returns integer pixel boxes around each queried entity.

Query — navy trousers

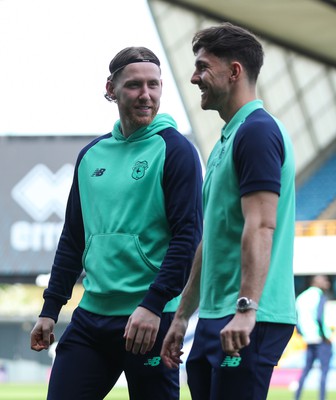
[295,341,332,400]
[186,316,294,400]
[47,307,179,400]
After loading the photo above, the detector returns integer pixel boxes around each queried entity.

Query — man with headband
[30,46,203,400]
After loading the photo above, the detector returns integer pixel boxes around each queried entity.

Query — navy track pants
[186,316,294,400]
[47,307,179,400]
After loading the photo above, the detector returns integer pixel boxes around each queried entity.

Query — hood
[112,113,178,142]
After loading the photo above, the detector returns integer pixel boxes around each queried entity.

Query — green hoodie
[73,113,202,316]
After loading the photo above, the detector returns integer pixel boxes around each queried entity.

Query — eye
[125,81,140,89]
[198,63,207,71]
[148,80,160,88]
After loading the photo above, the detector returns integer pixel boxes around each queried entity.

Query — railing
[295,220,336,236]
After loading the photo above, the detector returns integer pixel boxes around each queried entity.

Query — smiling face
[107,62,162,137]
[190,47,233,113]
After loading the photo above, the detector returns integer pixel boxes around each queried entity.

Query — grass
[0,384,334,400]
[0,384,191,400]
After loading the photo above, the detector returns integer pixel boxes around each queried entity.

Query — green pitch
[0,384,334,399]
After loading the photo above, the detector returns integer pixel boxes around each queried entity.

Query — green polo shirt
[199,100,296,324]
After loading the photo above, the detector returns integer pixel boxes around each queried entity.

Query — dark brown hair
[192,23,264,83]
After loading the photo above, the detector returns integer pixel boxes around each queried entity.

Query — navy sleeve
[139,129,203,316]
[39,135,110,322]
[39,161,84,322]
[233,110,285,197]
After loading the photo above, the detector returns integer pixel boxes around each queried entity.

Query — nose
[190,71,200,85]
[139,85,151,100]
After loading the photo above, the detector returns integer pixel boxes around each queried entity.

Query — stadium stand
[296,153,336,221]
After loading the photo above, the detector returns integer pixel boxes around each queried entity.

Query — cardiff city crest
[132,161,149,180]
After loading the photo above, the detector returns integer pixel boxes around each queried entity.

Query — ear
[229,62,242,82]
[106,81,117,100]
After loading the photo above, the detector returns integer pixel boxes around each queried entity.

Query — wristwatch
[236,297,258,313]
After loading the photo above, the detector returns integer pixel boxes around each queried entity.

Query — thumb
[43,329,53,348]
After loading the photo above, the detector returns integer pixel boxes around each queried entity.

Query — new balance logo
[220,356,242,367]
[91,168,106,177]
[144,356,161,367]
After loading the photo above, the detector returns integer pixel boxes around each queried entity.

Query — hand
[160,316,188,369]
[30,317,55,352]
[124,307,160,355]
[220,311,256,357]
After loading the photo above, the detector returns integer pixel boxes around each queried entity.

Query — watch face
[236,297,258,312]
[238,298,249,309]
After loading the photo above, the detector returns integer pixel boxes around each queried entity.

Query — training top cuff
[139,288,171,317]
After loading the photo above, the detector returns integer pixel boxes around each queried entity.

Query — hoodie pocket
[82,233,160,294]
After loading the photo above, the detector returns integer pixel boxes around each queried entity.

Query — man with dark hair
[295,275,333,400]
[30,46,203,400]
[161,23,296,400]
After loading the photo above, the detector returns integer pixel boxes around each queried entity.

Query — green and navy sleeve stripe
[40,134,112,322]
[139,128,203,316]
